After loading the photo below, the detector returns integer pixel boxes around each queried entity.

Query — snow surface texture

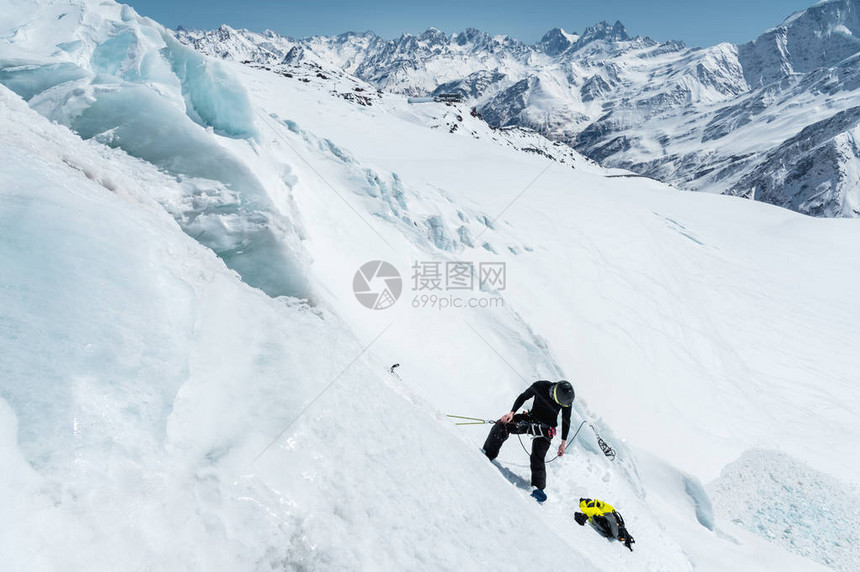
[1,1,859,570]
[175,0,860,218]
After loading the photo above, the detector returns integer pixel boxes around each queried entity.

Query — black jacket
[511,380,572,439]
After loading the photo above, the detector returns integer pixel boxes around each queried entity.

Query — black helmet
[552,380,574,407]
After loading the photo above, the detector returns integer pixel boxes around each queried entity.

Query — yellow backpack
[578,498,616,520]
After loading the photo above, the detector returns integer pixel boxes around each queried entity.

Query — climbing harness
[449,414,617,464]
[516,419,570,463]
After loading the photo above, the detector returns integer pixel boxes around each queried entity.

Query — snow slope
[2,0,859,570]
[0,81,596,572]
[234,53,860,485]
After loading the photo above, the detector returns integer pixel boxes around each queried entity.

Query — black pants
[482,414,552,490]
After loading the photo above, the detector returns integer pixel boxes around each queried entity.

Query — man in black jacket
[483,380,574,500]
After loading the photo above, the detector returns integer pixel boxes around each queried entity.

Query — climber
[482,380,574,502]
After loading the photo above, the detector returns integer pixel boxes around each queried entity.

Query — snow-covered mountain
[739,0,860,86]
[726,105,860,215]
[176,0,860,217]
[2,0,860,570]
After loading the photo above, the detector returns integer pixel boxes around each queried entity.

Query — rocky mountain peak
[537,28,579,56]
[579,20,630,44]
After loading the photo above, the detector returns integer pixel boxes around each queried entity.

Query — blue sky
[128,0,815,47]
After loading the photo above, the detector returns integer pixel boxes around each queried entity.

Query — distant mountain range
[176,0,860,217]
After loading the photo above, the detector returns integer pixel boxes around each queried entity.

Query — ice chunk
[682,473,715,530]
[160,32,257,139]
[0,60,88,100]
[90,30,136,77]
[710,449,860,570]
[62,86,308,298]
